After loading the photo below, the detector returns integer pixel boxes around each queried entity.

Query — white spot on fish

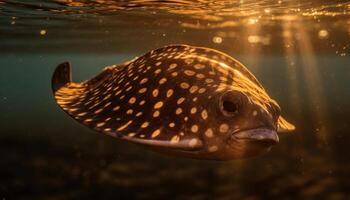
[177,97,185,105]
[141,122,149,128]
[140,78,148,84]
[205,128,213,137]
[189,138,198,148]
[138,88,147,94]
[190,107,197,114]
[154,101,163,109]
[201,110,208,120]
[176,108,182,115]
[180,82,190,89]
[208,145,218,152]
[189,85,199,93]
[171,135,180,143]
[152,89,159,97]
[166,89,174,98]
[159,78,167,84]
[219,124,229,133]
[191,125,199,133]
[128,97,136,104]
[117,120,132,131]
[153,110,160,118]
[151,129,161,138]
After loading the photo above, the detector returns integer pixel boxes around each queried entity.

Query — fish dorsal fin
[277,116,295,133]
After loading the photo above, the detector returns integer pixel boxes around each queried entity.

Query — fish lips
[232,128,279,145]
[227,128,279,158]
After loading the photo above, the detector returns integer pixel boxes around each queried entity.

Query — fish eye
[219,91,243,117]
[223,101,238,114]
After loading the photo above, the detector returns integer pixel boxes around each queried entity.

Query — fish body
[52,44,295,160]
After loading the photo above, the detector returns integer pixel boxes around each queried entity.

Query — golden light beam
[242,17,262,73]
[295,21,331,148]
[282,20,302,115]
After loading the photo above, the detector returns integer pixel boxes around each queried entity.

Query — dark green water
[1,0,350,199]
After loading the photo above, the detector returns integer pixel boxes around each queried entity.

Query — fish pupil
[223,101,238,114]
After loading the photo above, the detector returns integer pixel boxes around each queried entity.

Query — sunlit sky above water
[0,0,349,55]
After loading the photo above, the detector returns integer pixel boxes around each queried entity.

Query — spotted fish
[52,44,295,160]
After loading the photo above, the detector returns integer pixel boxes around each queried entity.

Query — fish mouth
[231,128,279,145]
[227,128,279,158]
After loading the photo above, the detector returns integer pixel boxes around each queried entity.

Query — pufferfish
[52,44,295,160]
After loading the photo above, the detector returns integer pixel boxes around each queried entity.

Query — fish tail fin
[52,62,72,93]
[52,62,87,115]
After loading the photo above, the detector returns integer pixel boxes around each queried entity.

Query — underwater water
[1,0,350,199]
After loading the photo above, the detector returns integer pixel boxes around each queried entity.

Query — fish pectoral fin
[122,136,203,151]
[277,116,295,133]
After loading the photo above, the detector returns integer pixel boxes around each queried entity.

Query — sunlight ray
[282,20,302,115]
[242,17,262,73]
[295,22,331,147]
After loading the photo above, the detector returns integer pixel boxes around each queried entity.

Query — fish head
[202,67,295,159]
